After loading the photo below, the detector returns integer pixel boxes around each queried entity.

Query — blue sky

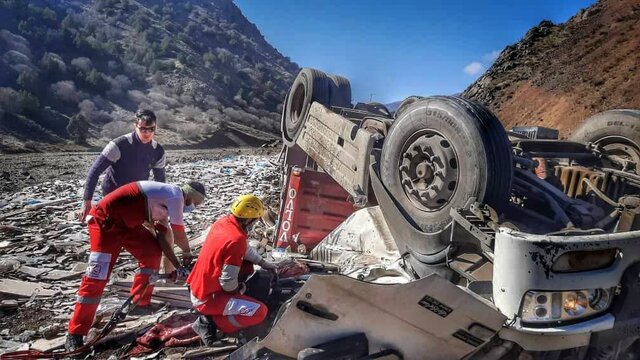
[234,0,596,104]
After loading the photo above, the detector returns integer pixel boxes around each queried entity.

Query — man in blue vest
[79,109,166,221]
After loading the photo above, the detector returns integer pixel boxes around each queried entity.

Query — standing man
[79,109,166,222]
[65,180,206,352]
[187,194,279,346]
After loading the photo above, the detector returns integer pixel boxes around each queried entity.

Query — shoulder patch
[101,141,121,162]
[124,133,134,144]
[153,152,166,168]
[151,139,158,149]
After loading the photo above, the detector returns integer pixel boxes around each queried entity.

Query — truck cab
[257,68,640,360]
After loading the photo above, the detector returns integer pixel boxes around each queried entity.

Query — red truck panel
[275,167,354,253]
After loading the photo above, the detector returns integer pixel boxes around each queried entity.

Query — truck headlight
[520,288,614,324]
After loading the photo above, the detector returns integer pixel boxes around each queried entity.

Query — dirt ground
[0,147,282,358]
[0,147,280,194]
[0,301,56,337]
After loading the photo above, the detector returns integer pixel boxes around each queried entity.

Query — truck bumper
[494,228,640,351]
[499,314,614,351]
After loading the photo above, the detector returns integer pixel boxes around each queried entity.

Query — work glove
[258,259,278,274]
[173,266,190,281]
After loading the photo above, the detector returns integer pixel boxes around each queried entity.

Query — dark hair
[135,109,156,125]
[187,181,206,197]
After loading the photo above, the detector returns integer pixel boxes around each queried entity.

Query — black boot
[191,315,218,346]
[64,334,85,355]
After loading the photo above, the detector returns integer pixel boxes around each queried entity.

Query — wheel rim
[596,136,640,172]
[399,131,459,211]
[286,82,306,134]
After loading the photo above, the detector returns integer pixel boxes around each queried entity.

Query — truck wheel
[283,68,331,143]
[328,74,352,108]
[380,96,513,233]
[570,109,640,173]
[395,95,423,118]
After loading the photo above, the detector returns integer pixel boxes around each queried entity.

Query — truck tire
[570,109,640,173]
[328,74,352,108]
[380,96,513,234]
[283,68,331,143]
[395,95,423,118]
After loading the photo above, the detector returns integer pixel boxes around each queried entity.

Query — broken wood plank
[42,269,84,281]
[0,299,19,310]
[183,345,238,359]
[0,279,58,298]
[0,198,80,221]
[112,281,191,308]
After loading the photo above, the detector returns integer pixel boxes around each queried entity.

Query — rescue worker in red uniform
[65,180,206,352]
[187,194,278,345]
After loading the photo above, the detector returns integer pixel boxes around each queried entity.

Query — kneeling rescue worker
[65,180,206,352]
[187,194,279,345]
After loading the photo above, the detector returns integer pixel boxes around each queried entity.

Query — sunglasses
[137,125,156,133]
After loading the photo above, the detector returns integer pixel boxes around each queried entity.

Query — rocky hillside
[463,0,640,137]
[0,0,298,152]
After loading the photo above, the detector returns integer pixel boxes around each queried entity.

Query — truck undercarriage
[232,68,640,360]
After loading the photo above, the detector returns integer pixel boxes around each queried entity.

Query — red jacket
[187,214,247,301]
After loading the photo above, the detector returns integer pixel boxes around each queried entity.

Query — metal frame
[295,102,376,204]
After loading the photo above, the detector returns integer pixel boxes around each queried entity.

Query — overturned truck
[236,68,640,359]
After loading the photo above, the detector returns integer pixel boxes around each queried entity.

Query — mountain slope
[0,0,298,152]
[463,0,640,137]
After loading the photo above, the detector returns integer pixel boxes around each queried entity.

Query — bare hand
[181,252,194,268]
[79,200,92,222]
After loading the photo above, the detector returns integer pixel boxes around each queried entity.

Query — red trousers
[67,219,162,336]
[195,292,267,334]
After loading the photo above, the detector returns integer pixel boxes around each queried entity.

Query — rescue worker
[187,194,279,346]
[79,109,166,222]
[65,180,206,352]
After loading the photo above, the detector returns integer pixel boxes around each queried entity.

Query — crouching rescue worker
[187,194,279,345]
[65,180,206,352]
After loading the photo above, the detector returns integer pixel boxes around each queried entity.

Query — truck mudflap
[295,102,376,202]
[493,228,640,349]
[252,274,506,360]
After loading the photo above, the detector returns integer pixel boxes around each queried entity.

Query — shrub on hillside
[0,30,32,59]
[71,57,93,72]
[0,87,39,117]
[101,120,131,138]
[51,80,87,103]
[16,69,38,91]
[40,52,66,73]
[66,113,89,144]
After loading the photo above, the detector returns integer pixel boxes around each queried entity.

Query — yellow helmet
[230,194,265,219]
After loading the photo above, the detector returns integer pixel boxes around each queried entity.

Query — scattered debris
[0,151,282,357]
